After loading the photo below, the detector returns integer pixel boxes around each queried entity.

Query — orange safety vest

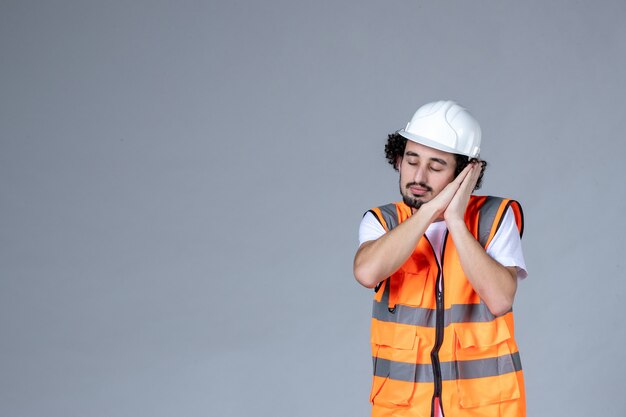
[367,196,525,417]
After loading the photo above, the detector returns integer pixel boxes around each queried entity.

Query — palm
[444,163,481,222]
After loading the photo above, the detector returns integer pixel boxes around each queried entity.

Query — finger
[457,163,480,194]
[464,162,481,191]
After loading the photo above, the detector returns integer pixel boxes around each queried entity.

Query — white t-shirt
[358,206,527,279]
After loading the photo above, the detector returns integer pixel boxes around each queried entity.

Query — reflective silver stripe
[373,352,522,382]
[373,299,438,327]
[478,196,504,248]
[373,283,506,326]
[377,203,399,231]
[449,303,505,323]
[373,356,434,383]
[455,351,522,380]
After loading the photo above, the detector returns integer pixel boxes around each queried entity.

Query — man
[354,101,527,417]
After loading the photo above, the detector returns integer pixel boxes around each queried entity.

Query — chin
[402,195,424,210]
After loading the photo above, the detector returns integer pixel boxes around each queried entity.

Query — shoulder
[467,195,524,247]
[468,195,523,211]
[467,196,523,222]
[366,202,411,231]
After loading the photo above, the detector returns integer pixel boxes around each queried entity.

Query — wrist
[445,216,467,232]
[416,204,441,224]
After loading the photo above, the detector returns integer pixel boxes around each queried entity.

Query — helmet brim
[398,129,479,158]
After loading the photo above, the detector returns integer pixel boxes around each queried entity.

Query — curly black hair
[384,132,486,190]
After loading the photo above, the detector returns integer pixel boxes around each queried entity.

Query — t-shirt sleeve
[485,206,528,279]
[359,211,386,246]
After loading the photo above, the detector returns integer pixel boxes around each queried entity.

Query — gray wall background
[2,1,625,416]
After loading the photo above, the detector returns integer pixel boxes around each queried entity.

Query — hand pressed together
[444,161,482,223]
[420,161,482,222]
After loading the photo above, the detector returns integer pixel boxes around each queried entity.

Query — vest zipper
[426,231,448,417]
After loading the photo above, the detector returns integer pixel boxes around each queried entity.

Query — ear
[395,155,403,172]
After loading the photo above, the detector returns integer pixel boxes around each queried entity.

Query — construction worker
[354,100,527,417]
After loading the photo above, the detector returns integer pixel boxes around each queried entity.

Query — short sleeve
[359,212,386,246]
[485,207,528,279]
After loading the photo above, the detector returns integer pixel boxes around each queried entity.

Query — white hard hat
[398,100,481,158]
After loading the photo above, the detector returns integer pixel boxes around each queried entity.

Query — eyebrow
[405,151,448,166]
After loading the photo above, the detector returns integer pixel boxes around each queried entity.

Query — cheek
[441,167,456,181]
[399,171,409,187]
[434,172,455,190]
[398,164,412,180]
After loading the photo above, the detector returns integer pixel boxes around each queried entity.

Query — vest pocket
[370,333,420,407]
[453,319,521,408]
[392,272,428,307]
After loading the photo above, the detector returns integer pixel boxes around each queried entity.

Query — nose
[413,163,428,185]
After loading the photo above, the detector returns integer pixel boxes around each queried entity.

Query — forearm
[446,218,517,316]
[353,207,436,288]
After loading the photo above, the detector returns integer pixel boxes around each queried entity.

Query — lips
[409,185,430,194]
